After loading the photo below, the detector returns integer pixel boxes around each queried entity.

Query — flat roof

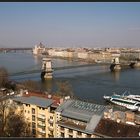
[56,99,106,122]
[56,99,107,134]
[94,118,140,137]
[13,96,53,108]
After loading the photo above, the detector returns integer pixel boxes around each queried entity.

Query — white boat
[103,93,140,111]
[126,94,140,102]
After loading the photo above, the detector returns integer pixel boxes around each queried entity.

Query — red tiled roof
[23,91,62,107]
[94,118,140,137]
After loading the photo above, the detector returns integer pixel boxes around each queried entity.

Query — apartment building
[103,108,140,126]
[12,91,63,138]
[55,99,107,138]
[121,50,140,60]
[93,108,140,137]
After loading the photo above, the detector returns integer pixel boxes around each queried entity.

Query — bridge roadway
[0,47,32,52]
[9,63,109,76]
[9,62,132,77]
[0,48,32,51]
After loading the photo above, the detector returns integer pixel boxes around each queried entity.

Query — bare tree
[0,99,10,136]
[0,99,32,137]
[56,81,74,97]
[21,80,40,91]
[0,67,9,88]
[6,111,32,137]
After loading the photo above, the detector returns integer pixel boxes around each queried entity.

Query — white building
[33,43,46,55]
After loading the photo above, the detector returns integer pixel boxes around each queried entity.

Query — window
[32,115,35,121]
[69,135,73,138]
[25,110,26,113]
[32,129,36,135]
[32,122,36,128]
[69,129,73,133]
[86,134,91,138]
[25,104,30,107]
[32,108,35,114]
[60,126,64,131]
[60,132,64,137]
[39,107,45,110]
[42,127,45,131]
[50,116,53,119]
[77,131,82,135]
[28,110,30,114]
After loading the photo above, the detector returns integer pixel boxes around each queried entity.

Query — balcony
[48,131,54,137]
[48,126,54,131]
[48,118,54,124]
[38,123,46,127]
[38,115,46,122]
[38,129,46,134]
[57,119,86,131]
[38,122,46,128]
[38,114,46,119]
[48,134,54,138]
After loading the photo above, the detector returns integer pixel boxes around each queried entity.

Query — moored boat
[103,93,140,111]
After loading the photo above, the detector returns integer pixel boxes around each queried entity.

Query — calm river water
[0,52,140,105]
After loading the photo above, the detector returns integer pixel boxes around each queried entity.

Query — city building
[11,92,140,138]
[94,117,140,137]
[12,91,64,138]
[33,42,46,55]
[121,50,140,60]
[94,108,140,137]
[55,99,107,138]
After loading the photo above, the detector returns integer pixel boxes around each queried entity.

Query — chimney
[60,98,64,104]
[48,94,52,98]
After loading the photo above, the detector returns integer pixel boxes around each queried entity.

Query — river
[0,52,140,105]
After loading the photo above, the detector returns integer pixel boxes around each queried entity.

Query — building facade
[12,91,63,138]
[33,43,46,55]
[55,99,107,138]
[12,92,140,138]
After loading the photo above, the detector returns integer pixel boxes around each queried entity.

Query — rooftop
[94,118,140,137]
[56,99,106,122]
[56,99,107,134]
[13,96,53,108]
[22,91,62,107]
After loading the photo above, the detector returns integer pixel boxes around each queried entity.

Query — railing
[38,114,46,120]
[48,131,54,137]
[38,129,46,134]
[58,119,86,130]
[48,126,54,131]
[38,122,46,127]
[48,118,54,124]
[48,134,54,138]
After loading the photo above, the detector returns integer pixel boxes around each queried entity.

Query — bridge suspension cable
[9,63,103,77]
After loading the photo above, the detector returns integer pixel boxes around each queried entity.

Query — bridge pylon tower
[41,58,53,79]
[110,57,121,72]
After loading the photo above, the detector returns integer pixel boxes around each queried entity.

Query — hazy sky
[0,2,140,48]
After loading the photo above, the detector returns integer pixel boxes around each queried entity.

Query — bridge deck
[9,62,133,77]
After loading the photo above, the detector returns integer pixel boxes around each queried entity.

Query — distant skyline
[0,2,140,48]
